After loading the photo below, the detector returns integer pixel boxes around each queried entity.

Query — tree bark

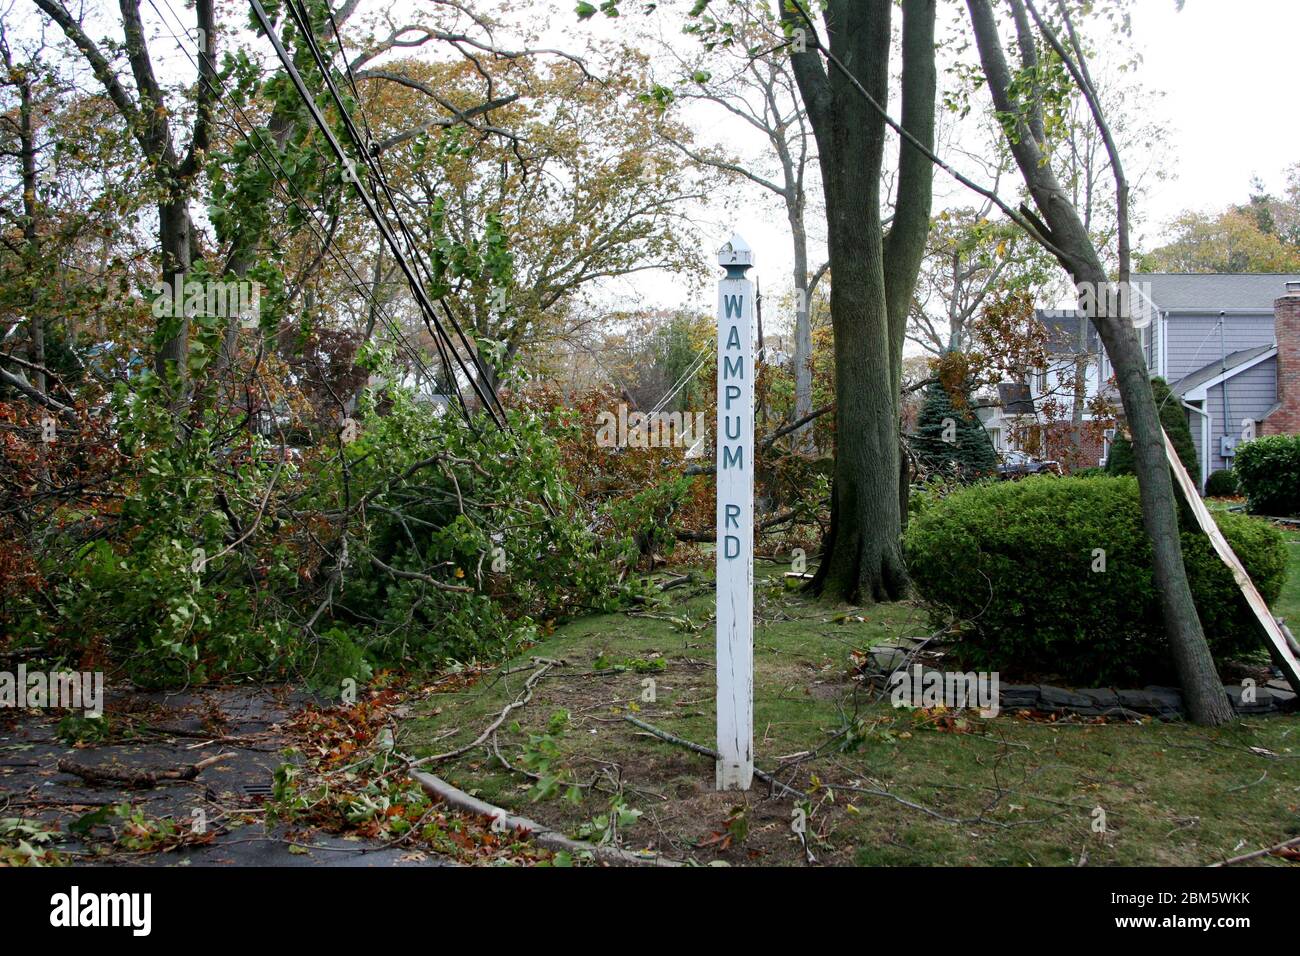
[967,0,1231,725]
[790,209,814,454]
[784,0,935,603]
[15,66,45,393]
[156,191,193,384]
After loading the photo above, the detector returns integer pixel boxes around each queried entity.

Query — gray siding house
[985,273,1300,489]
[1119,274,1296,488]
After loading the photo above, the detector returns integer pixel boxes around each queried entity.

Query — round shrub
[904,475,1288,684]
[1234,434,1300,517]
[1204,469,1239,498]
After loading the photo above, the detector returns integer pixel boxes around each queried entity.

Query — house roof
[1136,273,1300,312]
[1034,309,1101,354]
[997,382,1035,415]
[1172,343,1276,397]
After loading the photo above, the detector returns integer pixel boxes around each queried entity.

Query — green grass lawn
[401,547,1300,867]
[1276,529,1300,626]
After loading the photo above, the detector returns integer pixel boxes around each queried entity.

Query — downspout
[1184,399,1210,494]
[1160,311,1168,379]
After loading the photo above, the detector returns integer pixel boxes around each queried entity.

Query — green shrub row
[904,475,1288,684]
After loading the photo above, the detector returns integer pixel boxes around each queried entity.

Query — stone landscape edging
[864,644,1298,719]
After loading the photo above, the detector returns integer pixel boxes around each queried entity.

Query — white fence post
[715,234,754,791]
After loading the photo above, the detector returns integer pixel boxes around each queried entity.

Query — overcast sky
[1133,0,1297,224]
[521,0,1300,324]
[23,0,1298,330]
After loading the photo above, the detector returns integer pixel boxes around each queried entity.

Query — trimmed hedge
[1234,434,1300,517]
[1204,468,1239,498]
[904,475,1288,684]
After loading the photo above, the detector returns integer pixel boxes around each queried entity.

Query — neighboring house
[977,311,1108,469]
[981,273,1300,488]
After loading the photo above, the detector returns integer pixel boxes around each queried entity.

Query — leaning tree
[964,0,1232,724]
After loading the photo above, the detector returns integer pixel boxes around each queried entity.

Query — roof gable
[1172,344,1277,397]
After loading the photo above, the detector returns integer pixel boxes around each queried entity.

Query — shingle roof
[998,382,1035,415]
[1136,273,1300,312]
[1034,309,1101,354]
[1171,343,1276,397]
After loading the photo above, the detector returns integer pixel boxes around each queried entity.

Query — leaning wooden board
[1163,428,1300,695]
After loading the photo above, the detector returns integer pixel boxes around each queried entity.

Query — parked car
[997,449,1063,479]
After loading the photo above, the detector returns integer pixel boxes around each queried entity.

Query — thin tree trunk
[156,192,193,392]
[17,68,44,394]
[967,0,1231,725]
[1070,314,1087,464]
[790,212,814,454]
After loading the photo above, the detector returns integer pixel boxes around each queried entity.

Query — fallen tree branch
[56,752,234,789]
[760,404,834,450]
[622,715,803,798]
[685,405,834,476]
[410,769,680,866]
[406,659,559,767]
[621,715,1022,827]
[0,364,79,424]
[369,554,474,592]
[675,508,803,543]
[1211,834,1300,867]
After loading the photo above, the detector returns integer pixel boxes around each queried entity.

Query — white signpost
[715,235,755,791]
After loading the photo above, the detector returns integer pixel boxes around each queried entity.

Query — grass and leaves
[399,559,1300,867]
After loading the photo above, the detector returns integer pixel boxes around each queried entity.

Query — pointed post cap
[717,233,754,278]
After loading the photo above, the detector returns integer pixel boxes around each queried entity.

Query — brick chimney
[1262,280,1300,435]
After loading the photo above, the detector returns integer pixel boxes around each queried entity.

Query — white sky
[1132,0,1297,227]
[547,0,1300,326]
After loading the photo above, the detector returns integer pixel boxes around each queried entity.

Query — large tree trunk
[814,200,908,601]
[788,0,899,602]
[785,0,935,603]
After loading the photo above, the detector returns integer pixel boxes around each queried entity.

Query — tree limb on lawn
[406,659,559,767]
[1211,834,1300,867]
[410,768,680,866]
[623,715,804,798]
